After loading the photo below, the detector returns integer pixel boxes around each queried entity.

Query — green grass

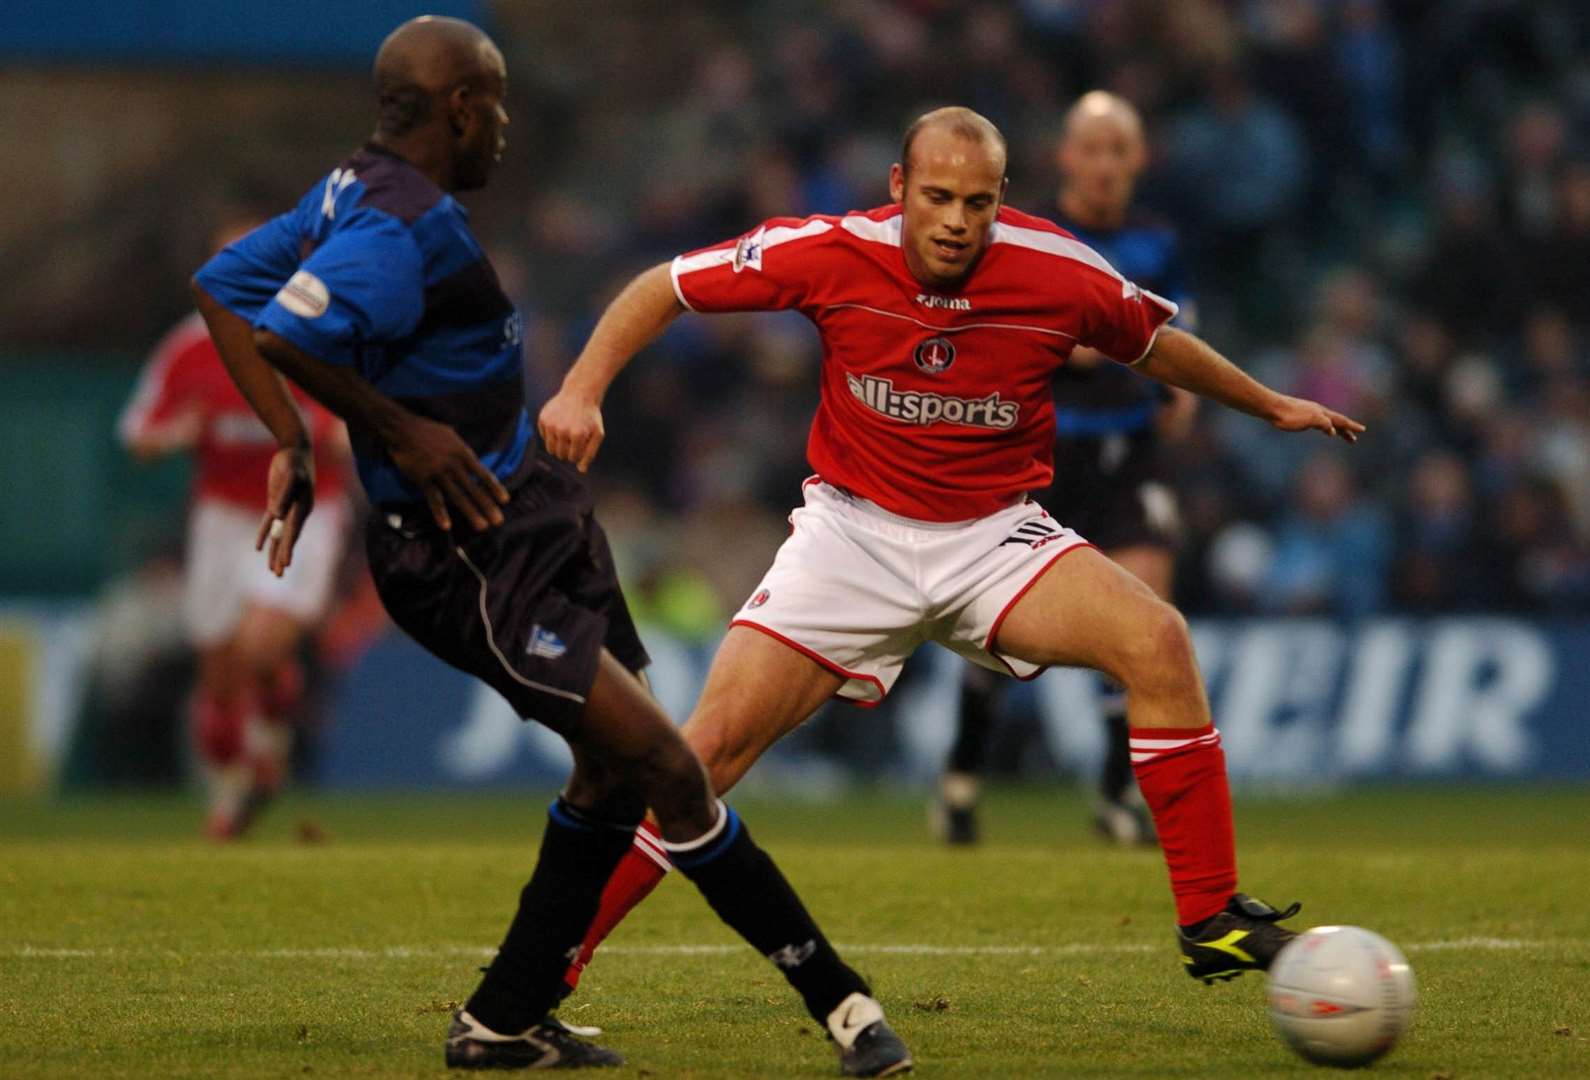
[3,786,1589,1078]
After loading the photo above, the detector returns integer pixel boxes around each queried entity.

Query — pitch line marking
[9,939,1584,961]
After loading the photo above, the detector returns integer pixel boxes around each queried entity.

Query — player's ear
[889,163,906,204]
[447,84,473,138]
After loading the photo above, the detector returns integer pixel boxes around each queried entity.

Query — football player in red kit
[541,107,1361,991]
[934,90,1199,848]
[121,219,351,839]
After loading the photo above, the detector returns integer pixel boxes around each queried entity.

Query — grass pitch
[3,786,1589,1078]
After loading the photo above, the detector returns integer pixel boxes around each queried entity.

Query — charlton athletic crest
[914,336,956,374]
[747,588,771,609]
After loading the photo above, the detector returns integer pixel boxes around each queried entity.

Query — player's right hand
[257,446,315,577]
[537,389,605,473]
[388,414,509,531]
[1268,395,1366,443]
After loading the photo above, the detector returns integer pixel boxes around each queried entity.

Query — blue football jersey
[1051,210,1196,436]
[195,144,531,506]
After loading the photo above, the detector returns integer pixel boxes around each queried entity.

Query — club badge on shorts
[747,588,771,609]
[913,337,956,374]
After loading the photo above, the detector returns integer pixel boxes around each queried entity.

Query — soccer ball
[1267,926,1416,1067]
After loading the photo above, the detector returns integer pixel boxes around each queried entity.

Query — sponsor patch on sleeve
[732,227,765,273]
[275,270,331,319]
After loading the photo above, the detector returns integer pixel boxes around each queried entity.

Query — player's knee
[624,728,710,814]
[681,711,756,792]
[235,624,299,681]
[1121,601,1196,694]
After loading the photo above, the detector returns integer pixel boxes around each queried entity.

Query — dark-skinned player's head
[372,16,508,192]
[1056,91,1147,223]
[890,107,1009,291]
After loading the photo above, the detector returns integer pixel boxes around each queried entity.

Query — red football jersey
[119,312,349,508]
[671,204,1177,521]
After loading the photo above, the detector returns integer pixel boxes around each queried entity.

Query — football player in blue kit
[933,91,1198,848]
[190,15,908,1076]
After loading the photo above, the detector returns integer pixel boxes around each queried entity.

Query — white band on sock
[631,826,673,872]
[656,799,729,854]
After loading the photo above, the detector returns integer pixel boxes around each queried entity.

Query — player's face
[1058,112,1145,216]
[890,131,1006,290]
[455,46,509,191]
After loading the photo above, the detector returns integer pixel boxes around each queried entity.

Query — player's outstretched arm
[249,328,508,534]
[1133,328,1364,442]
[540,263,686,472]
[193,280,319,574]
[193,281,311,453]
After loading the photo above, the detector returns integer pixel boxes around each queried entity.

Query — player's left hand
[257,445,316,577]
[537,389,605,473]
[1268,396,1365,443]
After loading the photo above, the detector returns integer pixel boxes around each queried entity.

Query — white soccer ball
[1266,926,1416,1067]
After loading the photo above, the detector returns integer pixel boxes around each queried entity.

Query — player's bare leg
[994,545,1206,727]
[467,649,907,1076]
[681,626,846,793]
[1091,543,1175,846]
[219,604,311,835]
[994,545,1298,981]
[191,642,255,840]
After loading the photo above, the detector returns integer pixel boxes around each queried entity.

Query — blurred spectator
[1391,450,1487,611]
[1263,451,1389,618]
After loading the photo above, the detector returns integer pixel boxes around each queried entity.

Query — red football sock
[191,690,248,766]
[261,658,305,722]
[1129,725,1237,926]
[562,820,671,992]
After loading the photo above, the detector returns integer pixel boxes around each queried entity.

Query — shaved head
[368,16,510,192]
[900,106,1008,178]
[374,16,504,138]
[1061,90,1144,145]
[1056,90,1147,226]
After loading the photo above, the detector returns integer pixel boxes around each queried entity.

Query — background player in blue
[189,16,909,1076]
[933,91,1197,848]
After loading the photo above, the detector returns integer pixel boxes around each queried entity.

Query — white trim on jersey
[840,214,903,246]
[672,219,835,307]
[991,221,1180,320]
[761,218,834,249]
[669,256,697,312]
[822,302,1075,340]
[992,221,1124,279]
[1127,325,1167,366]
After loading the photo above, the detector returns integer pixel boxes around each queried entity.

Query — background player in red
[543,106,1364,996]
[120,215,352,839]
[932,91,1198,847]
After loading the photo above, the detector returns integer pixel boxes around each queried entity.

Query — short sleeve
[670,217,833,314]
[1076,267,1179,365]
[193,212,303,323]
[255,210,425,364]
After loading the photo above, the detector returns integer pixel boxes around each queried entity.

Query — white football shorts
[731,479,1095,704]
[184,497,349,646]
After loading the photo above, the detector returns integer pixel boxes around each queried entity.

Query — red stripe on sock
[1131,727,1236,926]
[563,821,671,993]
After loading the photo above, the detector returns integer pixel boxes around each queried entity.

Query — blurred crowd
[478,0,1590,621]
[11,1,1587,622]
